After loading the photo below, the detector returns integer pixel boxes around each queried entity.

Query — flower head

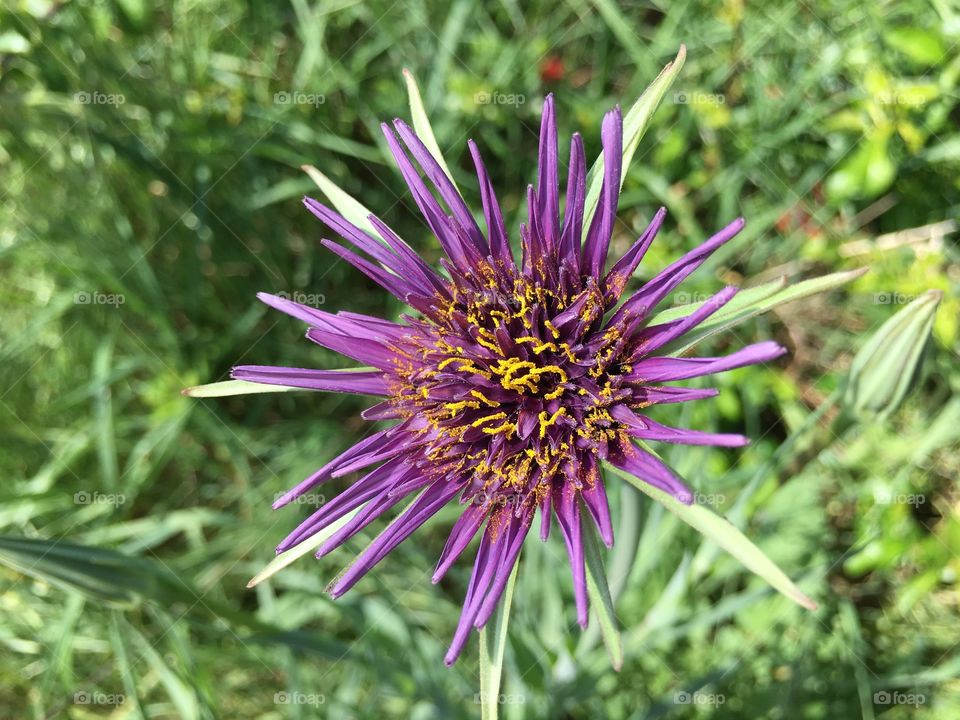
[232,95,785,664]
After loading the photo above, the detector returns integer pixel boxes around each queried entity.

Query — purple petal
[615,217,745,325]
[433,501,489,582]
[472,513,532,628]
[613,407,749,447]
[536,94,559,249]
[231,365,389,396]
[581,106,623,277]
[581,472,614,547]
[381,124,479,272]
[444,527,507,666]
[327,480,462,597]
[468,139,512,266]
[632,285,739,356]
[270,429,397,509]
[603,207,667,300]
[305,327,398,369]
[553,484,588,628]
[559,133,586,271]
[608,441,694,504]
[393,119,487,253]
[635,385,720,405]
[628,341,787,382]
[320,238,416,301]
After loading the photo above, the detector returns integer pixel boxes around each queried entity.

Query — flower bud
[845,290,941,419]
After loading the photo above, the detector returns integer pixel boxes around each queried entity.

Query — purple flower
[232,96,785,665]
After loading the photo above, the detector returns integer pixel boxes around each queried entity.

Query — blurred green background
[1,0,959,718]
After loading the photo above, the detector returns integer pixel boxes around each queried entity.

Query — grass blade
[603,462,817,611]
[582,524,624,671]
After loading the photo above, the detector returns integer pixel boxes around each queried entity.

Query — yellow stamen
[538,407,567,438]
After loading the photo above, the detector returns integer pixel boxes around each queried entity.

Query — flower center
[386,260,635,505]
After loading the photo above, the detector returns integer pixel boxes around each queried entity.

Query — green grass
[1,1,958,718]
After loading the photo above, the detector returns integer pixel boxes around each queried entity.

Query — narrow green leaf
[582,525,623,671]
[301,163,379,236]
[126,620,200,720]
[247,508,360,588]
[403,67,458,191]
[109,611,148,719]
[603,463,818,611]
[182,379,301,397]
[844,289,941,420]
[583,45,686,237]
[478,559,519,720]
[657,267,868,355]
[0,536,156,608]
[648,275,787,326]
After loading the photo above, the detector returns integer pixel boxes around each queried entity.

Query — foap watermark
[873,292,918,305]
[875,90,928,108]
[693,491,726,508]
[274,691,325,706]
[275,291,325,307]
[674,691,726,707]
[273,91,325,108]
[74,491,126,507]
[473,692,525,706]
[73,691,125,706]
[274,492,325,507]
[474,90,526,107]
[673,291,726,308]
[470,491,524,509]
[74,91,125,106]
[74,291,125,307]
[673,91,726,106]
[875,490,925,507]
[873,690,925,707]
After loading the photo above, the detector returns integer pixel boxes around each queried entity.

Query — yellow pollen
[470,389,499,407]
[471,412,507,428]
[444,400,480,416]
[538,407,567,438]
[532,341,558,354]
[481,420,517,437]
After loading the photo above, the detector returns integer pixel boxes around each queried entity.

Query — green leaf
[301,163,379,236]
[0,536,158,608]
[654,268,867,355]
[182,379,302,397]
[478,559,519,720]
[247,508,361,588]
[582,525,623,671]
[403,68,459,191]
[884,27,946,66]
[826,132,896,202]
[603,463,817,611]
[844,289,941,420]
[583,45,686,237]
